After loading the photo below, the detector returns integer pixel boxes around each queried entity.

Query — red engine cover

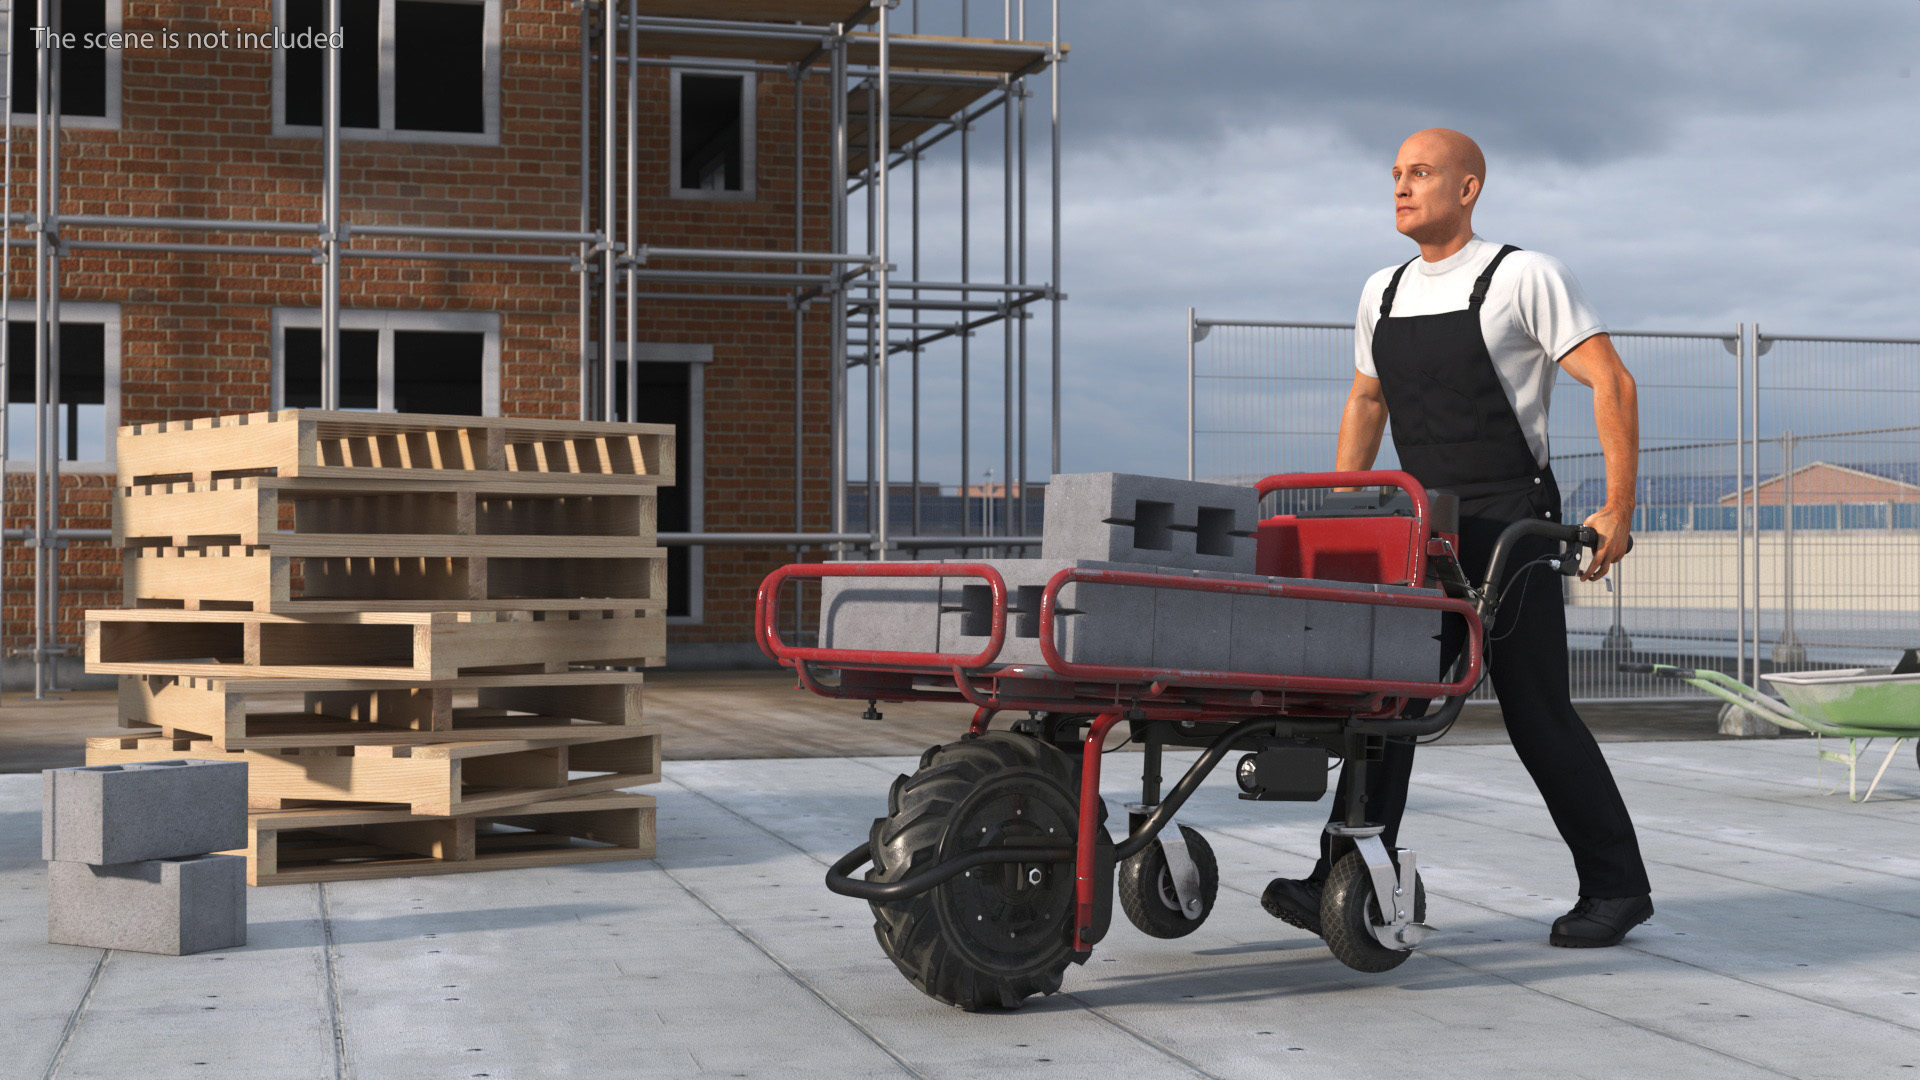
[1256,515,1426,586]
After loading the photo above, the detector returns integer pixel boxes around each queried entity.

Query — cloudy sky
[850,0,1918,489]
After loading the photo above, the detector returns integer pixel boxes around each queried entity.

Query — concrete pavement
[4,735,1917,1079]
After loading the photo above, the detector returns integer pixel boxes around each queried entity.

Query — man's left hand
[1579,504,1633,581]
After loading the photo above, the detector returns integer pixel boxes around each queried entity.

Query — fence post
[1773,430,1806,666]
[1186,306,1197,481]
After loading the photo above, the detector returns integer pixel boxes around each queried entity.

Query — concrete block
[817,567,942,657]
[1370,584,1446,684]
[1042,473,1260,573]
[47,853,247,955]
[1150,574,1238,671]
[1227,591,1307,676]
[42,760,248,866]
[935,559,1155,669]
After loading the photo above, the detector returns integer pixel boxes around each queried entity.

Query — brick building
[2,1,1061,686]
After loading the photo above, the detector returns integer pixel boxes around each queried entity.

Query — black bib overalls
[1311,246,1651,899]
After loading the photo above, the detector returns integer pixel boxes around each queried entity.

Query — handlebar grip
[1616,662,1657,674]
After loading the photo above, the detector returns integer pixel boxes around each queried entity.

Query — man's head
[1392,129,1485,248]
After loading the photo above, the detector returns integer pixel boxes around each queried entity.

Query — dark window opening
[282,328,380,408]
[284,0,383,129]
[6,321,107,460]
[614,361,693,617]
[394,0,485,133]
[12,0,108,117]
[393,330,484,415]
[678,74,743,192]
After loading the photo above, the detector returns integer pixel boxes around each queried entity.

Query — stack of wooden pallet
[82,409,675,885]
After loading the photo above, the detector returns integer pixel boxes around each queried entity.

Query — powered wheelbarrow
[755,470,1604,1010]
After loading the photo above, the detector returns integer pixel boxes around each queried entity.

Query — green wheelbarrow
[1620,651,1920,803]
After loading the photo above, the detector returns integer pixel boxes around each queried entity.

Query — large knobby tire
[1117,825,1218,939]
[1320,848,1427,974]
[867,732,1082,1010]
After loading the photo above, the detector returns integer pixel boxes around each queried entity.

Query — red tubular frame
[756,561,1011,671]
[1257,469,1431,585]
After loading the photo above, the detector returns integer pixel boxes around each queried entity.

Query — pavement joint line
[664,772,1253,1074]
[1129,825,1810,1076]
[319,882,351,1080]
[40,948,110,1080]
[1595,753,1920,822]
[648,855,927,1079]
[1407,783,1920,923]
[1203,815,1920,1040]
[1051,990,1228,1080]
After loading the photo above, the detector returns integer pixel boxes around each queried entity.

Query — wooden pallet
[87,728,661,817]
[120,673,649,750]
[237,791,656,886]
[85,609,665,680]
[123,545,668,613]
[117,476,660,548]
[117,410,674,488]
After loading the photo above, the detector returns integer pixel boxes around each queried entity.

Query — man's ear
[1460,174,1482,207]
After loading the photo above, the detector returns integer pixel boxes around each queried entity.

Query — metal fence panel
[1188,314,1920,702]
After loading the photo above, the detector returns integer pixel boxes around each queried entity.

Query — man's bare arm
[1558,332,1638,581]
[1336,371,1389,481]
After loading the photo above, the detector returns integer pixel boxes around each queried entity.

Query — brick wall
[2,0,835,662]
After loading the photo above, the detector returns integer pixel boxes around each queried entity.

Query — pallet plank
[238,792,656,885]
[87,609,665,680]
[85,728,661,816]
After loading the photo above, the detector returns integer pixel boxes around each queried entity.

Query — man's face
[1392,137,1476,242]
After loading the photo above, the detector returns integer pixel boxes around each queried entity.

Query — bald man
[1261,129,1654,948]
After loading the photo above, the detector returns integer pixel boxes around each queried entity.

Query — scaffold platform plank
[633,0,875,24]
[120,674,648,751]
[85,609,666,680]
[85,729,662,817]
[847,79,998,173]
[238,792,656,886]
[630,27,1059,76]
[117,410,675,488]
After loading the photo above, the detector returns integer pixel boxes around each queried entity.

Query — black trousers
[1309,484,1653,898]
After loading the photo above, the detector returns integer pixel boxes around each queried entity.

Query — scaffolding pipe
[1001,22,1013,538]
[625,0,638,429]
[321,0,340,411]
[1016,0,1029,533]
[60,214,325,234]
[601,0,617,421]
[829,29,848,557]
[577,0,592,420]
[959,0,971,539]
[874,1,893,559]
[1049,0,1061,479]
[342,248,579,266]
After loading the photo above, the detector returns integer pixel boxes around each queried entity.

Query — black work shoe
[1261,877,1325,938]
[1550,895,1654,948]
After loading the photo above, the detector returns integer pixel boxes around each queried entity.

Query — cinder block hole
[1132,500,1174,551]
[958,584,994,637]
[1195,506,1237,557]
[1014,585,1046,639]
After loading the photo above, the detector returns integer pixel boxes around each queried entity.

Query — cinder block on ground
[1042,473,1260,573]
[47,853,247,955]
[43,760,248,865]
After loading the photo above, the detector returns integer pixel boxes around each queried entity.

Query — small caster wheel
[1321,849,1426,973]
[1117,825,1218,939]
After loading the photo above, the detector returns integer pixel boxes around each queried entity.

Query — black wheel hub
[935,771,1077,968]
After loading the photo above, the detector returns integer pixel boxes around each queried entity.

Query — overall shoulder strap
[1377,258,1417,319]
[1468,244,1523,310]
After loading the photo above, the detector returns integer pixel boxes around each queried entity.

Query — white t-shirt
[1354,236,1606,468]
